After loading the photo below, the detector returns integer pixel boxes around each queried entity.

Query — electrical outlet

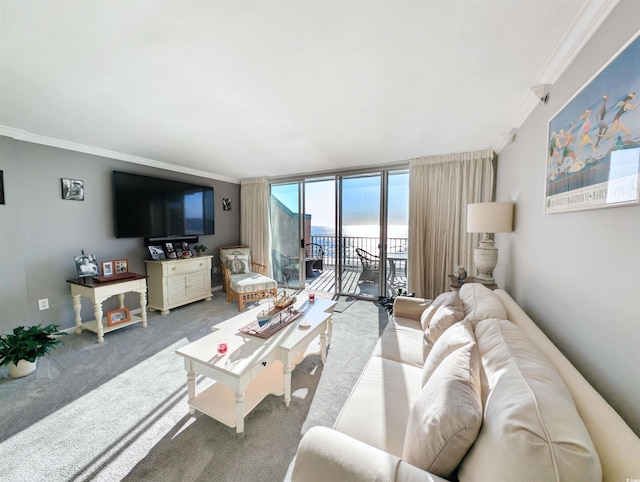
[38,298,49,310]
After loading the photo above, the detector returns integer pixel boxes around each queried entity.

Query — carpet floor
[0,291,388,481]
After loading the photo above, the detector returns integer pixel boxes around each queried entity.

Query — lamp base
[474,239,498,284]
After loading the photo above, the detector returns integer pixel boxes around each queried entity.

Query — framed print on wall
[545,32,640,213]
[61,178,85,201]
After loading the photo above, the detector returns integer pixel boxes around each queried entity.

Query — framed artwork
[165,242,177,259]
[181,241,192,258]
[61,178,85,201]
[74,254,99,278]
[106,307,130,327]
[114,259,128,273]
[0,170,4,205]
[101,261,114,276]
[545,33,640,213]
[223,198,231,211]
[148,245,166,260]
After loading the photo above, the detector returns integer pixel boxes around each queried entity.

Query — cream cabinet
[145,256,212,314]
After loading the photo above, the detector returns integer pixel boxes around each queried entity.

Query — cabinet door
[188,270,210,299]
[167,275,189,305]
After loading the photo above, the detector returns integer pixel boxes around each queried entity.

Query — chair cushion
[458,318,601,482]
[229,254,251,274]
[402,332,482,477]
[229,273,276,294]
[220,247,251,271]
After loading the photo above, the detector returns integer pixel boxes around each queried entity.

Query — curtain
[240,177,272,275]
[408,149,494,299]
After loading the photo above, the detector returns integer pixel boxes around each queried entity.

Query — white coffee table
[175,296,336,433]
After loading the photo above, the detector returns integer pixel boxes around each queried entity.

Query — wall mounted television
[113,171,214,238]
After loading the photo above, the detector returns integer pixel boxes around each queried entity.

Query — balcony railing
[311,235,407,269]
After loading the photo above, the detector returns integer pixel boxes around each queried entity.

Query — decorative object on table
[148,245,166,260]
[101,261,114,276]
[75,254,99,278]
[0,170,5,204]
[545,32,640,213]
[194,244,207,256]
[467,202,514,284]
[106,307,131,327]
[181,242,192,258]
[164,242,177,259]
[222,198,231,211]
[273,290,296,309]
[114,259,128,273]
[377,288,415,315]
[0,323,67,378]
[61,178,84,201]
[241,305,302,338]
[454,265,468,281]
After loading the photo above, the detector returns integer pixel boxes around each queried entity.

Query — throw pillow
[420,291,456,331]
[229,254,250,274]
[422,320,474,387]
[402,337,482,478]
[422,291,465,360]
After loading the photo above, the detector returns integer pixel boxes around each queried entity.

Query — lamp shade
[466,202,514,233]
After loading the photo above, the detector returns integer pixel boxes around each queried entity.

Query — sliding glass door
[270,182,302,289]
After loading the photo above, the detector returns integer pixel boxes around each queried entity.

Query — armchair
[355,248,380,282]
[272,250,299,285]
[219,246,277,311]
[304,243,325,273]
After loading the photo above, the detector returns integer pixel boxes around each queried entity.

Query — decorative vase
[9,359,37,378]
[454,265,468,281]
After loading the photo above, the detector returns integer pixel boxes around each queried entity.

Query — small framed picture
[222,198,231,211]
[61,178,84,201]
[148,245,166,260]
[74,254,99,278]
[114,259,128,273]
[106,307,130,327]
[181,242,192,258]
[102,261,114,276]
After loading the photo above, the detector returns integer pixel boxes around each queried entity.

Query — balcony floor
[300,265,407,297]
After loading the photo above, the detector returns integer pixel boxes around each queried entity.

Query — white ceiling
[0,1,620,183]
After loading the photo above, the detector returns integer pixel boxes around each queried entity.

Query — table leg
[284,363,292,407]
[93,301,104,343]
[235,392,245,434]
[320,331,327,364]
[187,368,196,415]
[118,293,125,309]
[72,294,83,334]
[138,289,148,328]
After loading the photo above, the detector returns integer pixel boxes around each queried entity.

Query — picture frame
[148,245,166,260]
[181,241,192,258]
[61,178,84,201]
[545,32,640,213]
[223,198,231,211]
[106,307,131,327]
[74,254,99,278]
[101,261,114,276]
[114,259,128,273]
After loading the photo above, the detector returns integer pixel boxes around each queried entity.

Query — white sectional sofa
[292,284,640,482]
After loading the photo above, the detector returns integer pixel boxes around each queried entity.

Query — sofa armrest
[392,296,432,321]
[292,426,447,482]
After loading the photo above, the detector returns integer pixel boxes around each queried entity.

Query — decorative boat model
[256,291,297,327]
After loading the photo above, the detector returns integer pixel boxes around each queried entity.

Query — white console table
[67,274,148,343]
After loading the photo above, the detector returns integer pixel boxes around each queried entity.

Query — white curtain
[408,149,494,299]
[240,177,272,275]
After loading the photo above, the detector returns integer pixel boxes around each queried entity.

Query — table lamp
[466,202,514,283]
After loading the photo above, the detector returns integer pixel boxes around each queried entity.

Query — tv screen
[113,171,214,238]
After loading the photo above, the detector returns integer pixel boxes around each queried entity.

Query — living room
[1,1,639,480]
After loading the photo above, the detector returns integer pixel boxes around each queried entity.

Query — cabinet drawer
[163,257,211,276]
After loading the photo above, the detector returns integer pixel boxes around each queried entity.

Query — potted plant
[0,323,67,378]
[193,244,207,256]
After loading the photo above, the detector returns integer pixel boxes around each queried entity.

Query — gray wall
[0,136,240,333]
[494,0,640,435]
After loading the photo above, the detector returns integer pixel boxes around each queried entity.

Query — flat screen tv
[113,171,214,238]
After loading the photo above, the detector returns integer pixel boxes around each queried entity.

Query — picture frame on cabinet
[102,261,114,276]
[74,254,99,278]
[114,259,128,273]
[148,245,166,260]
[107,307,130,327]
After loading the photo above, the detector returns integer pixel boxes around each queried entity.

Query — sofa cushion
[373,321,424,368]
[422,292,465,360]
[402,334,482,477]
[420,292,457,331]
[334,356,423,458]
[422,320,474,387]
[459,283,506,324]
[457,318,601,482]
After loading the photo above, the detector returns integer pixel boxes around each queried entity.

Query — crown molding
[494,0,621,154]
[0,125,240,185]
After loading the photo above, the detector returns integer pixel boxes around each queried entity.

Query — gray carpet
[0,292,387,481]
